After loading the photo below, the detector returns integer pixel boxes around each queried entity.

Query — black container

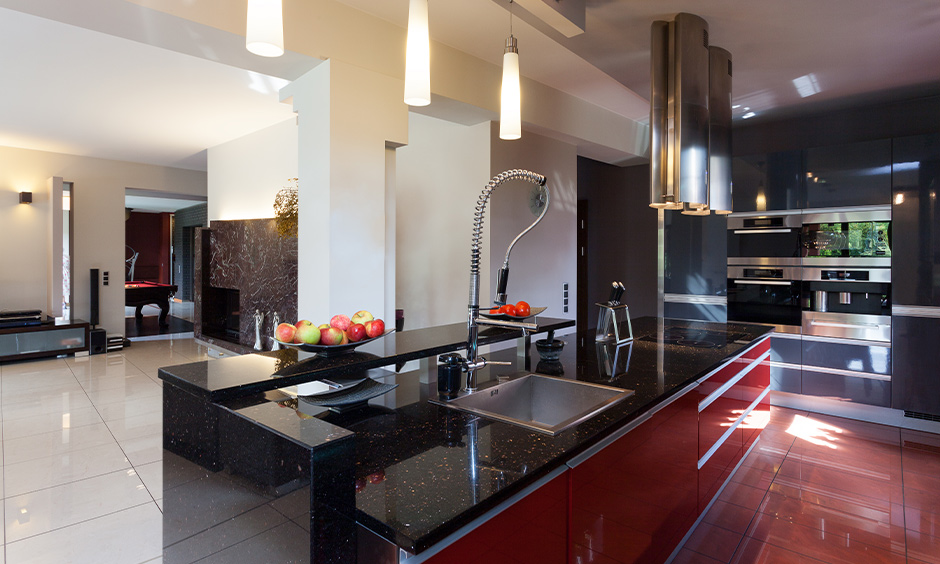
[437,353,463,396]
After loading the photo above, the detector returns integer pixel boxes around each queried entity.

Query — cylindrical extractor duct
[650,13,710,210]
[708,46,733,214]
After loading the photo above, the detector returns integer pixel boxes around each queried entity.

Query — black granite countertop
[211,317,773,554]
[160,317,574,401]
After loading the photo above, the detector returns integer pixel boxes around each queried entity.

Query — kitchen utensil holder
[595,302,633,344]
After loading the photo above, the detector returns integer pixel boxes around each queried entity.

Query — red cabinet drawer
[699,426,743,509]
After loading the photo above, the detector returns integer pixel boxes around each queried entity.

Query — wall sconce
[19,192,32,204]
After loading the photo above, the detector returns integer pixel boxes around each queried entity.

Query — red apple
[330,314,352,331]
[351,310,373,325]
[320,327,344,346]
[275,323,296,343]
[364,319,385,339]
[296,324,321,345]
[347,323,367,342]
[339,332,349,345]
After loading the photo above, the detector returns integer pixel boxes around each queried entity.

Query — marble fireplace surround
[194,219,297,353]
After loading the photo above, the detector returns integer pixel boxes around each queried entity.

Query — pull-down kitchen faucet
[461,169,550,391]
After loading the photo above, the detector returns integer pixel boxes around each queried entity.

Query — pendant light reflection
[246,0,284,58]
[404,0,431,106]
[499,1,521,140]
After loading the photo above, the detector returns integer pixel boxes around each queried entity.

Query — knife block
[595,303,633,344]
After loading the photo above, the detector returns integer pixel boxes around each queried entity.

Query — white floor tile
[3,422,117,465]
[84,377,162,407]
[4,468,153,543]
[195,520,310,564]
[0,358,71,377]
[0,370,80,395]
[0,390,94,422]
[74,371,153,395]
[94,395,162,423]
[5,502,162,564]
[119,433,163,466]
[0,406,104,440]
[163,505,288,564]
[4,442,131,497]
[105,410,162,443]
[134,460,162,499]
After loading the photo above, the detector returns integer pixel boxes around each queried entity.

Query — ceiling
[0,0,938,175]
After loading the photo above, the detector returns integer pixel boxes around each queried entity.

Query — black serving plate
[479,306,546,322]
[275,329,395,357]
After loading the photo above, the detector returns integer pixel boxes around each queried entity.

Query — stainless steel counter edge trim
[893,305,940,318]
[770,328,803,338]
[698,387,770,470]
[699,351,769,413]
[398,465,569,564]
[801,364,892,381]
[664,293,728,305]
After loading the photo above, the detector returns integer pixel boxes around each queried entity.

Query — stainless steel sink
[431,374,634,435]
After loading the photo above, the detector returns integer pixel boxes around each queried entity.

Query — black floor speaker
[89,328,106,355]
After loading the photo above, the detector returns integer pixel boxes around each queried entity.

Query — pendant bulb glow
[246,0,284,57]
[500,36,521,140]
[404,0,431,107]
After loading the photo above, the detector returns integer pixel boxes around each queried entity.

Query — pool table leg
[157,298,170,328]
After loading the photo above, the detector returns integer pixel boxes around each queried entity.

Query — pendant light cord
[509,0,514,37]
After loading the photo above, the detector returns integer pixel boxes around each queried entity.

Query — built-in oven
[801,264,891,342]
[728,212,802,261]
[727,265,802,329]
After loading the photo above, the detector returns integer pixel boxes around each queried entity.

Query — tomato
[515,301,531,317]
[489,307,500,314]
[499,304,518,316]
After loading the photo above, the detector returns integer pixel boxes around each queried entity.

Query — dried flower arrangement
[274,178,299,239]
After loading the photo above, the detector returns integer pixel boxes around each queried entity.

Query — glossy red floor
[673,406,940,564]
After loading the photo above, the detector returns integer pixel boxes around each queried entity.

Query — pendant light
[499,1,521,140]
[246,0,284,58]
[404,0,431,106]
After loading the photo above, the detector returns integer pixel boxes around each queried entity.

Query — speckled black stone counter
[160,317,575,401]
[201,317,773,554]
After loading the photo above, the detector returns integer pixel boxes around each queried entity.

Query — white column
[281,60,408,324]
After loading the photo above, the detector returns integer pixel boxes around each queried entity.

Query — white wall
[207,117,298,221]
[396,114,491,330]
[0,145,206,335]
[489,124,578,322]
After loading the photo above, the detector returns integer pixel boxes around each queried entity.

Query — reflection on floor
[3,337,940,563]
[124,301,195,340]
[674,406,940,563]
[0,336,208,563]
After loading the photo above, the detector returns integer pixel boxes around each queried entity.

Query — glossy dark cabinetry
[770,335,801,394]
[424,471,568,564]
[664,212,728,297]
[801,337,892,407]
[732,151,803,212]
[892,315,940,416]
[804,139,892,208]
[892,133,940,306]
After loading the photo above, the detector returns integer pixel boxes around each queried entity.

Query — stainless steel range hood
[650,13,732,215]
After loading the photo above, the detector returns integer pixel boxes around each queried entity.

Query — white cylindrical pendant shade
[246,0,284,57]
[404,0,431,106]
[500,48,521,140]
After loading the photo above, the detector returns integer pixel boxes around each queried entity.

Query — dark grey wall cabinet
[892,315,940,416]
[892,133,940,307]
[804,139,892,209]
[732,151,803,212]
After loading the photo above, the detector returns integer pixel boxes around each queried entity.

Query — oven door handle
[732,279,793,286]
[809,320,882,330]
[732,229,796,234]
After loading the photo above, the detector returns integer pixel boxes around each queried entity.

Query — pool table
[125,281,178,327]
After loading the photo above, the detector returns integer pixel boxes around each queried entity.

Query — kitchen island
[159,317,771,563]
